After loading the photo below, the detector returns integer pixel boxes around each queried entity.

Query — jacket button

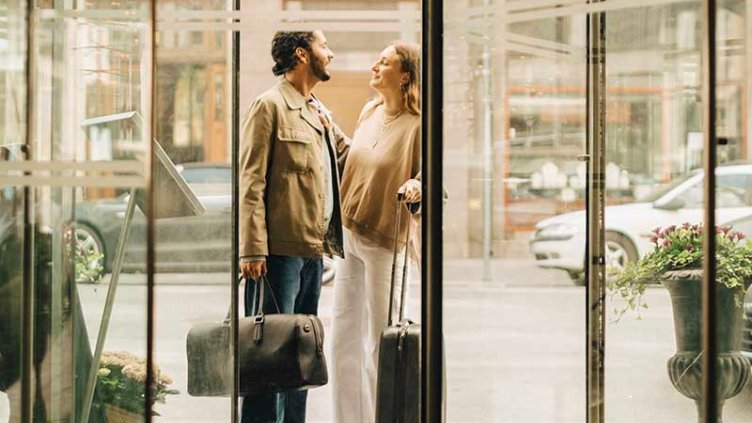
[303,324,311,333]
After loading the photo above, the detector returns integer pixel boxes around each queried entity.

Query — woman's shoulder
[356,99,380,125]
[402,112,421,132]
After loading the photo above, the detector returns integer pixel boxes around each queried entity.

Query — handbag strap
[253,275,281,317]
[388,192,413,326]
[224,275,282,324]
[249,275,282,345]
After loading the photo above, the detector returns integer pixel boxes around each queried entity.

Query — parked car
[74,163,336,282]
[530,163,752,284]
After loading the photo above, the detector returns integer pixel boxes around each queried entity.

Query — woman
[330,41,422,423]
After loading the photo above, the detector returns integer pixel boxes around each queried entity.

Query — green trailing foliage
[75,245,104,284]
[608,223,752,321]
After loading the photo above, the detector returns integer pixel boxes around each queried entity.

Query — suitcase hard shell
[375,320,421,423]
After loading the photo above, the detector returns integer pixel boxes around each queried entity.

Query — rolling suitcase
[375,194,422,423]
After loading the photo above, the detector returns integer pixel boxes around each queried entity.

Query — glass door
[438,1,589,420]
[1,1,153,422]
[434,0,752,422]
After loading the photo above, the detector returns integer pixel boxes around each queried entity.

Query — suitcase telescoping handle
[388,192,414,326]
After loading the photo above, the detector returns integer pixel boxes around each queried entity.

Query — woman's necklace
[371,106,404,148]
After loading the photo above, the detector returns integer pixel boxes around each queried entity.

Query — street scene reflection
[2,0,752,422]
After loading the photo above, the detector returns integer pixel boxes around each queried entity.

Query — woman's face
[369,46,407,93]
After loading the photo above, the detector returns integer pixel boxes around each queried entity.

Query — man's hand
[241,259,267,281]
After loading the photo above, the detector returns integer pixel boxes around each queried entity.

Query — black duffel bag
[186,276,328,396]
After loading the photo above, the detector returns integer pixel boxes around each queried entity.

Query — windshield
[639,170,700,203]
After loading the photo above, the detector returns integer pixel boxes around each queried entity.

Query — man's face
[307,31,334,82]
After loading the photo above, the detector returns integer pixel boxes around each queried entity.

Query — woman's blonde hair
[376,41,421,116]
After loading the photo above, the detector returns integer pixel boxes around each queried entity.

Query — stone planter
[661,270,751,423]
[104,404,143,423]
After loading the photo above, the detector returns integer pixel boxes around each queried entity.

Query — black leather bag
[186,276,328,396]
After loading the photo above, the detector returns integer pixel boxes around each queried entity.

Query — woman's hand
[398,179,421,204]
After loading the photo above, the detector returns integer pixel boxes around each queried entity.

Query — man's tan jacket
[239,78,349,259]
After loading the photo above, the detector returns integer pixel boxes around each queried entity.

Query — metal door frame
[421,1,444,421]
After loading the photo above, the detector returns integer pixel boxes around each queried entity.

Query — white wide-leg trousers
[330,228,408,423]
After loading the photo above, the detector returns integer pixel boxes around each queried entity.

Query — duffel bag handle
[224,275,281,325]
[250,275,282,345]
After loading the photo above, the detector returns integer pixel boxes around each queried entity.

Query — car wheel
[322,255,336,285]
[74,224,106,283]
[605,232,638,276]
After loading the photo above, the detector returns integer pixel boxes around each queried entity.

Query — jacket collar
[278,78,324,133]
[279,77,306,110]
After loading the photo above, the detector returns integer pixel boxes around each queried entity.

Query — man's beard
[310,53,331,82]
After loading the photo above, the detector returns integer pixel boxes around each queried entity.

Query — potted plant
[609,223,752,422]
[96,351,179,422]
[75,243,105,284]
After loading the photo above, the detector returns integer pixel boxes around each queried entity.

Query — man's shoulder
[253,85,285,108]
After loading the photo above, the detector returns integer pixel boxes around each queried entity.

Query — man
[238,30,349,423]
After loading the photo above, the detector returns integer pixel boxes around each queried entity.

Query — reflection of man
[238,30,349,423]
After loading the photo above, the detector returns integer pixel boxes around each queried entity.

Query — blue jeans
[241,255,323,423]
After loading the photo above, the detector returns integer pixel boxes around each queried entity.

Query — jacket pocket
[277,127,314,172]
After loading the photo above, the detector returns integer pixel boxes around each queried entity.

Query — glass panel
[444,2,587,421]
[0,1,152,421]
[153,0,233,420]
[0,1,27,421]
[713,0,752,419]
[602,3,699,421]
[600,2,749,421]
[235,1,421,421]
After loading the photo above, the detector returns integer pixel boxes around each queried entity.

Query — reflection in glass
[444,2,587,421]
[0,2,27,421]
[153,1,235,421]
[603,1,751,422]
[0,1,152,421]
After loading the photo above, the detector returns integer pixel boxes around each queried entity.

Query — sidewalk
[4,259,751,422]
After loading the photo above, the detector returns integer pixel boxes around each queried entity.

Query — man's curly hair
[271,31,316,76]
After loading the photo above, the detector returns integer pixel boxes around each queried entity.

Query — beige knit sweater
[340,102,421,250]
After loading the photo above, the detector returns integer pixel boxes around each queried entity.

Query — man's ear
[296,47,309,64]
